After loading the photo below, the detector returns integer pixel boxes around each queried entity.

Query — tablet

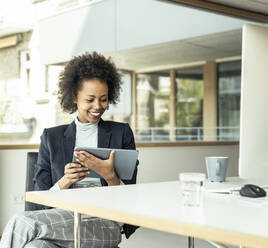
[73,147,138,180]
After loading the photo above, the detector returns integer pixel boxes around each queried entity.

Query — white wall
[137,145,239,184]
[0,149,38,234]
[38,0,246,64]
[116,0,246,50]
[0,145,239,234]
[239,24,268,178]
[38,0,117,64]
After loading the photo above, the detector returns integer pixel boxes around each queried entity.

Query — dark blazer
[33,119,139,238]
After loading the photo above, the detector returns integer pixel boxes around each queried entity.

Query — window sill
[0,144,40,150]
[0,141,239,150]
[136,141,239,147]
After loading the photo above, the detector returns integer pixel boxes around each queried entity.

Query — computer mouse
[239,184,266,198]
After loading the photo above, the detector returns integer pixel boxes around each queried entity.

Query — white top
[26,177,268,248]
[73,117,101,187]
[74,117,98,148]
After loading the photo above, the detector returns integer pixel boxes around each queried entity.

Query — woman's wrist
[58,176,72,189]
[105,172,120,186]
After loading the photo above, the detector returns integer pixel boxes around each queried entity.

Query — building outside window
[217,60,241,141]
[175,66,203,141]
[134,62,240,143]
[136,71,170,142]
[103,71,132,124]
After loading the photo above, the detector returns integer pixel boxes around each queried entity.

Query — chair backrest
[25,152,38,211]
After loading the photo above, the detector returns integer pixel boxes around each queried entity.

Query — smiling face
[75,78,109,123]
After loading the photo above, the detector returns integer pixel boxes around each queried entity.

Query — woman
[0,52,138,248]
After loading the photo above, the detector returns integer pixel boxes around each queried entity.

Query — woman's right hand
[58,163,90,189]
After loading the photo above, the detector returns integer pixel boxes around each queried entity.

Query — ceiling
[108,0,267,71]
[205,0,268,16]
[165,0,268,21]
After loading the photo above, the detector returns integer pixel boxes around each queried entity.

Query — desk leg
[188,237,194,248]
[74,212,81,248]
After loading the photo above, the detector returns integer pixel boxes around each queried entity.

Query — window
[133,62,241,143]
[175,67,203,141]
[0,50,35,143]
[136,71,170,142]
[218,61,241,141]
[103,71,132,124]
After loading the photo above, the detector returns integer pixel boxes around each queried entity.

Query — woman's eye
[86,99,94,103]
[101,99,108,102]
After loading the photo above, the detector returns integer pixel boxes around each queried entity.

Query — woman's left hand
[74,150,120,185]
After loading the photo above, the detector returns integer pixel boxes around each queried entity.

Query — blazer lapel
[62,121,76,165]
[98,119,111,148]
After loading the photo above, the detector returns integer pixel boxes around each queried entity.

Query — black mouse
[239,184,266,198]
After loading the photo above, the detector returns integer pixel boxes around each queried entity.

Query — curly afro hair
[58,52,122,113]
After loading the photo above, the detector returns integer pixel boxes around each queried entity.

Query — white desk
[26,178,268,248]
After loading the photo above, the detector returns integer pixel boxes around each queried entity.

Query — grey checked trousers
[0,208,121,248]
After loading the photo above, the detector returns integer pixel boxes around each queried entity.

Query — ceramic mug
[205,157,228,182]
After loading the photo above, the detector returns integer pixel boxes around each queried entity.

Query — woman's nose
[93,100,101,109]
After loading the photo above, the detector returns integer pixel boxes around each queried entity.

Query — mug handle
[216,161,221,176]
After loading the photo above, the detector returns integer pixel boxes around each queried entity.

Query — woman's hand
[58,162,90,189]
[74,150,120,186]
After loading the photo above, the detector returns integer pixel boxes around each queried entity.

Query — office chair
[25,152,120,247]
[25,152,39,211]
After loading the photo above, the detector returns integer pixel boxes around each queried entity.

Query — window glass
[103,71,132,124]
[136,71,170,142]
[175,67,203,141]
[218,61,241,141]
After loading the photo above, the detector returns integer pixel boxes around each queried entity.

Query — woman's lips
[89,111,101,118]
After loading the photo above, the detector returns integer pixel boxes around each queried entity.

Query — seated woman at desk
[0,52,138,248]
